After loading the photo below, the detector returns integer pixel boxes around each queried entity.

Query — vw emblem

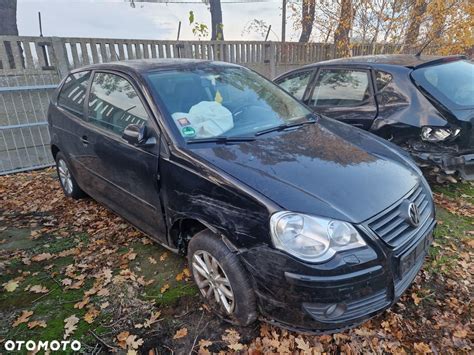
[407,202,420,227]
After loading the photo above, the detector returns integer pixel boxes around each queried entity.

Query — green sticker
[182,126,196,137]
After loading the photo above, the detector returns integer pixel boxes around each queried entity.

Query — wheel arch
[168,216,238,255]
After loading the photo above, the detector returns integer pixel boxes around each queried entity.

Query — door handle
[80,135,89,146]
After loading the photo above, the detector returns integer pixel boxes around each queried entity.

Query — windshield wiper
[255,119,316,136]
[187,136,256,144]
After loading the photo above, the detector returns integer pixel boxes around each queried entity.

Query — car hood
[189,118,421,223]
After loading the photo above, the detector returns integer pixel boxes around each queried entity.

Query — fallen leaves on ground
[3,280,19,292]
[12,310,33,327]
[27,320,47,329]
[1,168,472,354]
[173,327,188,339]
[63,315,79,339]
[28,285,49,294]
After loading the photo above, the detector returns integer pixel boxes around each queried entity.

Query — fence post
[51,37,69,77]
[265,42,276,78]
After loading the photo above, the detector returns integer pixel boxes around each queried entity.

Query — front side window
[277,70,313,100]
[146,66,311,140]
[310,69,371,107]
[411,59,474,108]
[57,71,91,119]
[88,72,148,135]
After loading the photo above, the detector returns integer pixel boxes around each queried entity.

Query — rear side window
[57,71,91,119]
[310,69,371,107]
[277,70,313,100]
[375,71,392,92]
[88,72,149,135]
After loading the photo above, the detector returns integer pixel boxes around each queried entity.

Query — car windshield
[411,59,474,109]
[146,66,311,140]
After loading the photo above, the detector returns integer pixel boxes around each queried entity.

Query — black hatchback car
[275,55,474,181]
[48,59,435,332]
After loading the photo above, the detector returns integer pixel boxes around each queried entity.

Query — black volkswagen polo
[48,59,435,332]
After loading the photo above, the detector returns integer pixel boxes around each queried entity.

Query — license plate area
[398,232,433,278]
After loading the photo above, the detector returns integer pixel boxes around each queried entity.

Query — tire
[55,152,85,199]
[188,229,257,326]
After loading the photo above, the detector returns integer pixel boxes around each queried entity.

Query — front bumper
[239,219,435,333]
[407,141,474,180]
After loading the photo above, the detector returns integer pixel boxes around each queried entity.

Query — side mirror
[122,124,147,146]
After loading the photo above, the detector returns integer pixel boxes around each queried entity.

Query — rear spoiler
[413,55,467,69]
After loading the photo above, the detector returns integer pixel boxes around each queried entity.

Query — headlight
[421,126,460,142]
[270,212,366,263]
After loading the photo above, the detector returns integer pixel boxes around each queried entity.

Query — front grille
[368,184,432,248]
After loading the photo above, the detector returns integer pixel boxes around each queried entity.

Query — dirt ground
[0,168,472,354]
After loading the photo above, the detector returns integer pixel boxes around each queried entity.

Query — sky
[17,0,297,41]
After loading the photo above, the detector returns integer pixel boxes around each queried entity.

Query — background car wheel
[188,229,257,326]
[55,152,84,199]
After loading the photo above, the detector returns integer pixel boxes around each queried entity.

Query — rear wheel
[188,230,257,326]
[55,152,84,199]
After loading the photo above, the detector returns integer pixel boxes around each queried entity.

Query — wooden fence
[0,35,411,174]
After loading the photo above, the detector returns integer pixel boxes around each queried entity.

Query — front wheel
[188,230,257,326]
[55,152,85,199]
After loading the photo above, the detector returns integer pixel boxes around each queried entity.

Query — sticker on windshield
[181,126,196,137]
[177,117,191,126]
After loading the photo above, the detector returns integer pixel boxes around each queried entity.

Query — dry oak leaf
[144,311,161,328]
[413,342,432,354]
[411,292,422,306]
[117,331,130,349]
[295,337,311,352]
[173,327,188,339]
[160,252,169,262]
[3,280,19,292]
[31,253,53,262]
[453,328,468,338]
[84,308,100,324]
[29,285,49,294]
[64,315,79,339]
[13,310,34,327]
[61,278,72,286]
[126,335,144,350]
[97,288,110,297]
[199,339,213,348]
[74,297,90,310]
[160,283,170,294]
[27,320,47,329]
[222,328,241,344]
[228,342,244,351]
[148,257,157,265]
[176,268,191,281]
[128,252,137,261]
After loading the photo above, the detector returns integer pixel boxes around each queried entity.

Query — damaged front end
[404,133,474,182]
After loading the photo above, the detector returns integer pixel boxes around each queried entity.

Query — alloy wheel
[192,250,235,314]
[58,159,73,194]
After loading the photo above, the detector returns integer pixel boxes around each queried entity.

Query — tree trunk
[334,0,353,57]
[298,0,316,43]
[403,0,427,47]
[0,0,18,35]
[209,0,224,40]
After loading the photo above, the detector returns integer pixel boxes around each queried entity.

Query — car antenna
[415,36,435,57]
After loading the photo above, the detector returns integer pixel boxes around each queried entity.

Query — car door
[274,69,315,101]
[306,67,378,130]
[82,70,166,241]
[54,71,92,185]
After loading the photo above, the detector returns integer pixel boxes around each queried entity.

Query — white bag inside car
[172,101,234,138]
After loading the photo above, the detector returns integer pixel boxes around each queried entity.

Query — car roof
[301,54,467,69]
[71,58,240,75]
